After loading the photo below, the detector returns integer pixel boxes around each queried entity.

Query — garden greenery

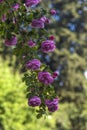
[0,0,58,118]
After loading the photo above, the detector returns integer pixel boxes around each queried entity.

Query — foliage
[0,0,87,130]
[0,0,58,117]
[0,57,86,130]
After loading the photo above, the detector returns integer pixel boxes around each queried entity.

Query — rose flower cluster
[1,0,59,116]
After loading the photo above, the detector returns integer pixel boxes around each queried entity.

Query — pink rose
[38,71,54,85]
[28,96,41,107]
[26,59,41,70]
[41,40,56,53]
[31,19,44,28]
[45,98,58,112]
[5,36,17,46]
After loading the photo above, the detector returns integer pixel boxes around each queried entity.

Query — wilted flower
[26,59,41,70]
[28,96,41,107]
[38,71,54,85]
[41,40,56,53]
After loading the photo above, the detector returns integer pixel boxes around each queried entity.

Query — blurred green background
[0,0,87,130]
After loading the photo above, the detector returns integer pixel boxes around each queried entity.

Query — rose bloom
[41,40,56,53]
[26,59,41,70]
[5,36,17,46]
[50,9,56,15]
[45,98,58,112]
[28,40,36,47]
[38,71,54,85]
[28,96,41,107]
[31,19,44,28]
[25,0,40,7]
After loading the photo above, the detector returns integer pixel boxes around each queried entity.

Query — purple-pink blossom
[52,71,59,79]
[28,40,36,47]
[5,36,17,46]
[25,0,40,7]
[41,40,56,53]
[26,59,41,70]
[45,98,58,112]
[45,18,50,24]
[40,16,50,24]
[50,9,56,15]
[38,71,54,85]
[1,14,6,22]
[40,16,47,23]
[31,19,44,28]
[0,0,3,3]
[28,96,41,107]
[12,3,20,10]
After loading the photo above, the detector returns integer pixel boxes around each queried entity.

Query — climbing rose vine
[0,0,58,118]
